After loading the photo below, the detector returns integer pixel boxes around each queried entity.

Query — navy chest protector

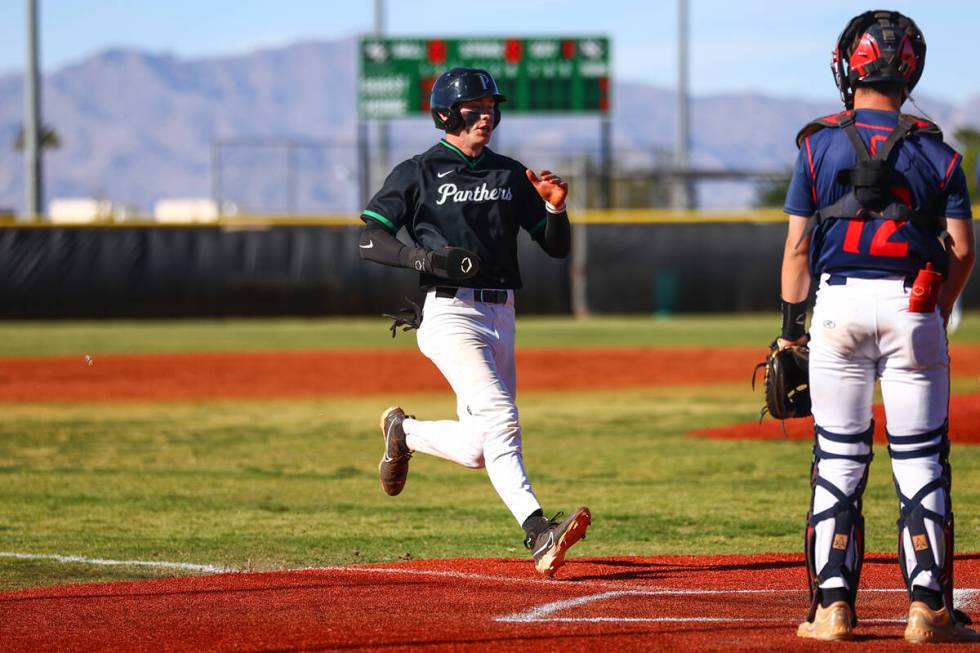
[794,111,943,247]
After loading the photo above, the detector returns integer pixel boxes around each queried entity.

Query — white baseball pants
[402,288,542,525]
[809,274,950,593]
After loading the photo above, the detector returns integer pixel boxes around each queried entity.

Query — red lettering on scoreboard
[427,40,446,65]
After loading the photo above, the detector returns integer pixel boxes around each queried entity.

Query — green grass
[3,383,980,592]
[1,312,978,592]
[1,311,979,355]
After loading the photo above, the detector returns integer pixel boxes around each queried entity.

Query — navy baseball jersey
[361,140,549,289]
[785,108,971,278]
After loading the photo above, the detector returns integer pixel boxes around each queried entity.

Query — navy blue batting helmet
[430,67,507,131]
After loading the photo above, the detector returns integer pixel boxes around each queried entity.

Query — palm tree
[13,124,61,151]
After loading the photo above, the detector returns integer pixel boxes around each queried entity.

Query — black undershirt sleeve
[358,219,425,270]
[536,210,571,258]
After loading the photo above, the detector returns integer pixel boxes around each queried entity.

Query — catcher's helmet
[833,10,926,109]
[430,67,507,132]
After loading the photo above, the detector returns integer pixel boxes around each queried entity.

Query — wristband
[781,299,808,340]
[545,201,566,214]
[401,246,430,272]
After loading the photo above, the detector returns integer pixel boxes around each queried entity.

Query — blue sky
[1,1,977,103]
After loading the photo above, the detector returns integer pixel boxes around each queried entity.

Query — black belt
[434,287,509,304]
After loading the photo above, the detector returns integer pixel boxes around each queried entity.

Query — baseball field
[2,313,980,651]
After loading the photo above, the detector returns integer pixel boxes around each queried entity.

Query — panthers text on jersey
[362,140,551,289]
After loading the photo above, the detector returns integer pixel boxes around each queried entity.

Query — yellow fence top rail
[3,206,980,228]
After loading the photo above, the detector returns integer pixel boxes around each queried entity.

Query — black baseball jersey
[361,139,549,289]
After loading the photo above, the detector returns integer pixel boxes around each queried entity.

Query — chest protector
[795,111,943,244]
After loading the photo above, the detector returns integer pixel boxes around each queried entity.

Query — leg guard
[890,422,961,619]
[805,423,874,624]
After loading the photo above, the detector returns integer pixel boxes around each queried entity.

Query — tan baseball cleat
[904,601,980,644]
[379,406,412,496]
[526,507,591,578]
[797,601,854,641]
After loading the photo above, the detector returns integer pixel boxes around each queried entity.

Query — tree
[13,125,61,151]
[754,173,792,208]
[953,127,980,200]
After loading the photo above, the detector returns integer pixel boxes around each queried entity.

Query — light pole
[24,0,43,220]
[372,0,389,191]
[673,0,694,210]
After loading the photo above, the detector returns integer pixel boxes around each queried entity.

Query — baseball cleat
[796,601,854,641]
[379,406,412,496]
[526,507,591,578]
[904,601,980,643]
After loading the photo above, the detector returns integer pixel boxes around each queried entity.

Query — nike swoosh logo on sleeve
[359,240,374,249]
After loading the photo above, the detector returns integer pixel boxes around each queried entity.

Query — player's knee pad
[889,421,953,606]
[804,423,874,619]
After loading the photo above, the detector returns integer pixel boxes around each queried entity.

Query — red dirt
[3,348,979,650]
[2,344,979,402]
[693,392,980,444]
[4,553,980,651]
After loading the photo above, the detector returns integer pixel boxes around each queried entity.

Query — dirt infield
[693,392,980,444]
[4,348,980,650]
[2,344,980,402]
[4,553,980,651]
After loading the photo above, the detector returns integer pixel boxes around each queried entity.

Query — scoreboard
[359,36,610,119]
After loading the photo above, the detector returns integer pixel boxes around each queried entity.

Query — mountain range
[1,36,978,215]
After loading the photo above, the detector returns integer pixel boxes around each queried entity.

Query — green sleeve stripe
[362,210,397,233]
[528,216,548,235]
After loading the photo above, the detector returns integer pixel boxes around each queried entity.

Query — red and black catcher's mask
[430,67,507,132]
[832,10,926,109]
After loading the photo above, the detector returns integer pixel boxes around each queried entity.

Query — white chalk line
[495,587,980,625]
[5,554,978,626]
[0,552,232,574]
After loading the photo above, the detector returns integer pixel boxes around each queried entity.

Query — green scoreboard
[359,36,610,119]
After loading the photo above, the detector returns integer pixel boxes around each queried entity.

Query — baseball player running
[780,10,976,642]
[358,67,591,577]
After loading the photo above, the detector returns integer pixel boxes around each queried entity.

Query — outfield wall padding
[0,223,975,318]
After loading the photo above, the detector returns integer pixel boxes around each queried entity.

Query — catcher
[778,10,976,643]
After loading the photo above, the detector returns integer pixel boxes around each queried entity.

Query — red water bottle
[909,262,942,313]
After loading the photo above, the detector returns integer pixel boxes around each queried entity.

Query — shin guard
[804,423,873,623]
[890,422,960,618]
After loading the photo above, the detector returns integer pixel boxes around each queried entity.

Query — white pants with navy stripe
[809,274,949,592]
[402,288,541,525]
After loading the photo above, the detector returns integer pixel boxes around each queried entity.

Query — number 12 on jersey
[842,219,909,257]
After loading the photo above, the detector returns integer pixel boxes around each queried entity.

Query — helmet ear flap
[444,106,464,132]
[431,106,464,131]
[432,106,497,132]
[430,108,447,130]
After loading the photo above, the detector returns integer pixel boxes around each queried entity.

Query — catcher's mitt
[752,340,812,420]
